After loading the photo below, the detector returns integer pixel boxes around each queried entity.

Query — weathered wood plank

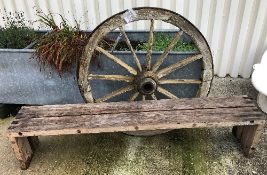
[8,106,265,137]
[12,106,263,124]
[8,96,265,138]
[8,120,265,138]
[15,96,255,119]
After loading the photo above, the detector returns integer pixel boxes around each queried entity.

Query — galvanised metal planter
[0,30,206,105]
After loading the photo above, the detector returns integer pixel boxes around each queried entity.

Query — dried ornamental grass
[34,13,89,73]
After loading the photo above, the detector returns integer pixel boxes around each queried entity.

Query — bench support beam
[9,136,38,170]
[233,124,265,157]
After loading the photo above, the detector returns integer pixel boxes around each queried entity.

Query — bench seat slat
[8,97,265,137]
[15,96,254,118]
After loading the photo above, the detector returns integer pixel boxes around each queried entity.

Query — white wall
[0,0,267,78]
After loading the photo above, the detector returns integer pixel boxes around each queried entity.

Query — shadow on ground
[31,129,217,175]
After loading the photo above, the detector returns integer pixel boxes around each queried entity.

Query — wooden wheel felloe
[78,7,213,134]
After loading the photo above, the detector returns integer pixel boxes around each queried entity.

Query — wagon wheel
[78,7,213,135]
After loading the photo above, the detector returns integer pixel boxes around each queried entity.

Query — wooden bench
[7,96,266,170]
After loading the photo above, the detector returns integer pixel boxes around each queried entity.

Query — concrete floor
[0,77,266,175]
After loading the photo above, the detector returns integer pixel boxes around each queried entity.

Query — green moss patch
[168,129,211,175]
[81,133,128,175]
[83,129,213,175]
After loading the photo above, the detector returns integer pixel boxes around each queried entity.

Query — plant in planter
[0,11,36,119]
[102,32,198,52]
[0,11,36,49]
[136,32,198,52]
[34,12,114,73]
[34,13,88,73]
[0,12,92,109]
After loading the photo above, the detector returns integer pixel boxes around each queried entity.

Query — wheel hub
[138,77,157,95]
[134,71,158,95]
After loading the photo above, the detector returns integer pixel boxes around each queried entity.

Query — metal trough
[0,31,200,105]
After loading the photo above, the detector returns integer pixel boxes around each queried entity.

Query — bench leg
[233,124,265,157]
[9,137,34,170]
[28,136,39,151]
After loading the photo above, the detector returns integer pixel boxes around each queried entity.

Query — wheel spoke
[151,93,157,100]
[145,19,154,70]
[157,54,202,78]
[159,79,202,84]
[157,86,178,99]
[96,46,137,75]
[152,31,183,71]
[88,74,134,82]
[119,27,142,72]
[95,85,134,103]
[129,91,139,101]
[142,95,146,101]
